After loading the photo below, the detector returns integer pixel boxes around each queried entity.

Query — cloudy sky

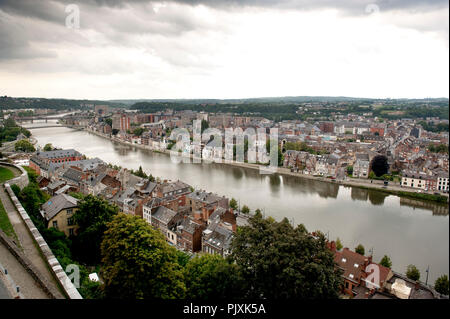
[0,0,448,100]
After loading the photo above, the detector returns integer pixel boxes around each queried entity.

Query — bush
[434,275,449,295]
[406,265,420,281]
[14,140,35,152]
[355,244,365,255]
[10,184,21,197]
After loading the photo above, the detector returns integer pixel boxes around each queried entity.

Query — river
[25,121,449,283]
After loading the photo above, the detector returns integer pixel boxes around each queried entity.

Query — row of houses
[31,148,238,257]
[283,150,371,178]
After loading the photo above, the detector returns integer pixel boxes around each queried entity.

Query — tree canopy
[15,139,35,152]
[184,254,245,299]
[406,264,420,281]
[72,194,119,264]
[355,244,365,255]
[43,143,54,151]
[370,155,389,177]
[229,198,238,210]
[335,238,343,251]
[434,275,449,295]
[100,213,186,299]
[229,213,342,298]
[379,255,392,268]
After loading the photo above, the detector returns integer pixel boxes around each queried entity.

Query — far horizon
[3,94,450,103]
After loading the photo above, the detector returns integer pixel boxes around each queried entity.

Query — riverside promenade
[84,128,448,203]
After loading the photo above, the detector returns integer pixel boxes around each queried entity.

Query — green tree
[255,208,261,215]
[184,254,245,299]
[43,143,53,151]
[175,250,191,267]
[105,118,113,127]
[336,238,343,251]
[132,166,148,178]
[406,265,420,281]
[241,205,250,214]
[229,214,342,298]
[434,275,449,295]
[370,155,389,177]
[230,198,238,210]
[201,120,209,133]
[346,166,353,176]
[379,255,392,268]
[14,140,35,152]
[355,244,365,255]
[72,195,119,264]
[133,127,145,136]
[100,213,185,299]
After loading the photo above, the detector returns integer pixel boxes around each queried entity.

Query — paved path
[0,273,11,299]
[0,242,48,299]
[0,168,65,299]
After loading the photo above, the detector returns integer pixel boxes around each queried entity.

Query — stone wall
[3,183,83,299]
[0,161,29,189]
[0,229,59,299]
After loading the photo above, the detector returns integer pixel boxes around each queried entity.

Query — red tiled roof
[334,248,368,283]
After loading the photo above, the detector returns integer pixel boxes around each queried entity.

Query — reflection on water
[368,191,389,206]
[350,188,390,206]
[282,174,340,199]
[28,126,449,282]
[400,197,449,216]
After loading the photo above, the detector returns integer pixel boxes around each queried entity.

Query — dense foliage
[15,139,35,152]
[355,244,365,255]
[0,118,31,143]
[184,254,245,299]
[0,96,124,110]
[370,155,389,177]
[229,213,342,298]
[406,264,420,281]
[434,275,449,295]
[72,194,119,264]
[130,99,449,122]
[100,213,186,299]
[428,144,448,154]
[379,255,392,268]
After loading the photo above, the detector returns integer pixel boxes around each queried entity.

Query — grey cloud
[2,1,449,20]
[0,0,447,66]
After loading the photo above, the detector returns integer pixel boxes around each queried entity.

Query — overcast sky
[0,0,448,100]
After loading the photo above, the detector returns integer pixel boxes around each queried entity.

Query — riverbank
[78,127,448,205]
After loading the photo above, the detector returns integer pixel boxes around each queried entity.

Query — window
[67,218,74,226]
[67,209,73,215]
[69,228,74,236]
[52,221,58,229]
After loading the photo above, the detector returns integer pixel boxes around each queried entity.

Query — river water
[25,121,449,283]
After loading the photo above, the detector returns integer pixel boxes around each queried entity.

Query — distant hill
[110,96,449,105]
[0,96,126,110]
